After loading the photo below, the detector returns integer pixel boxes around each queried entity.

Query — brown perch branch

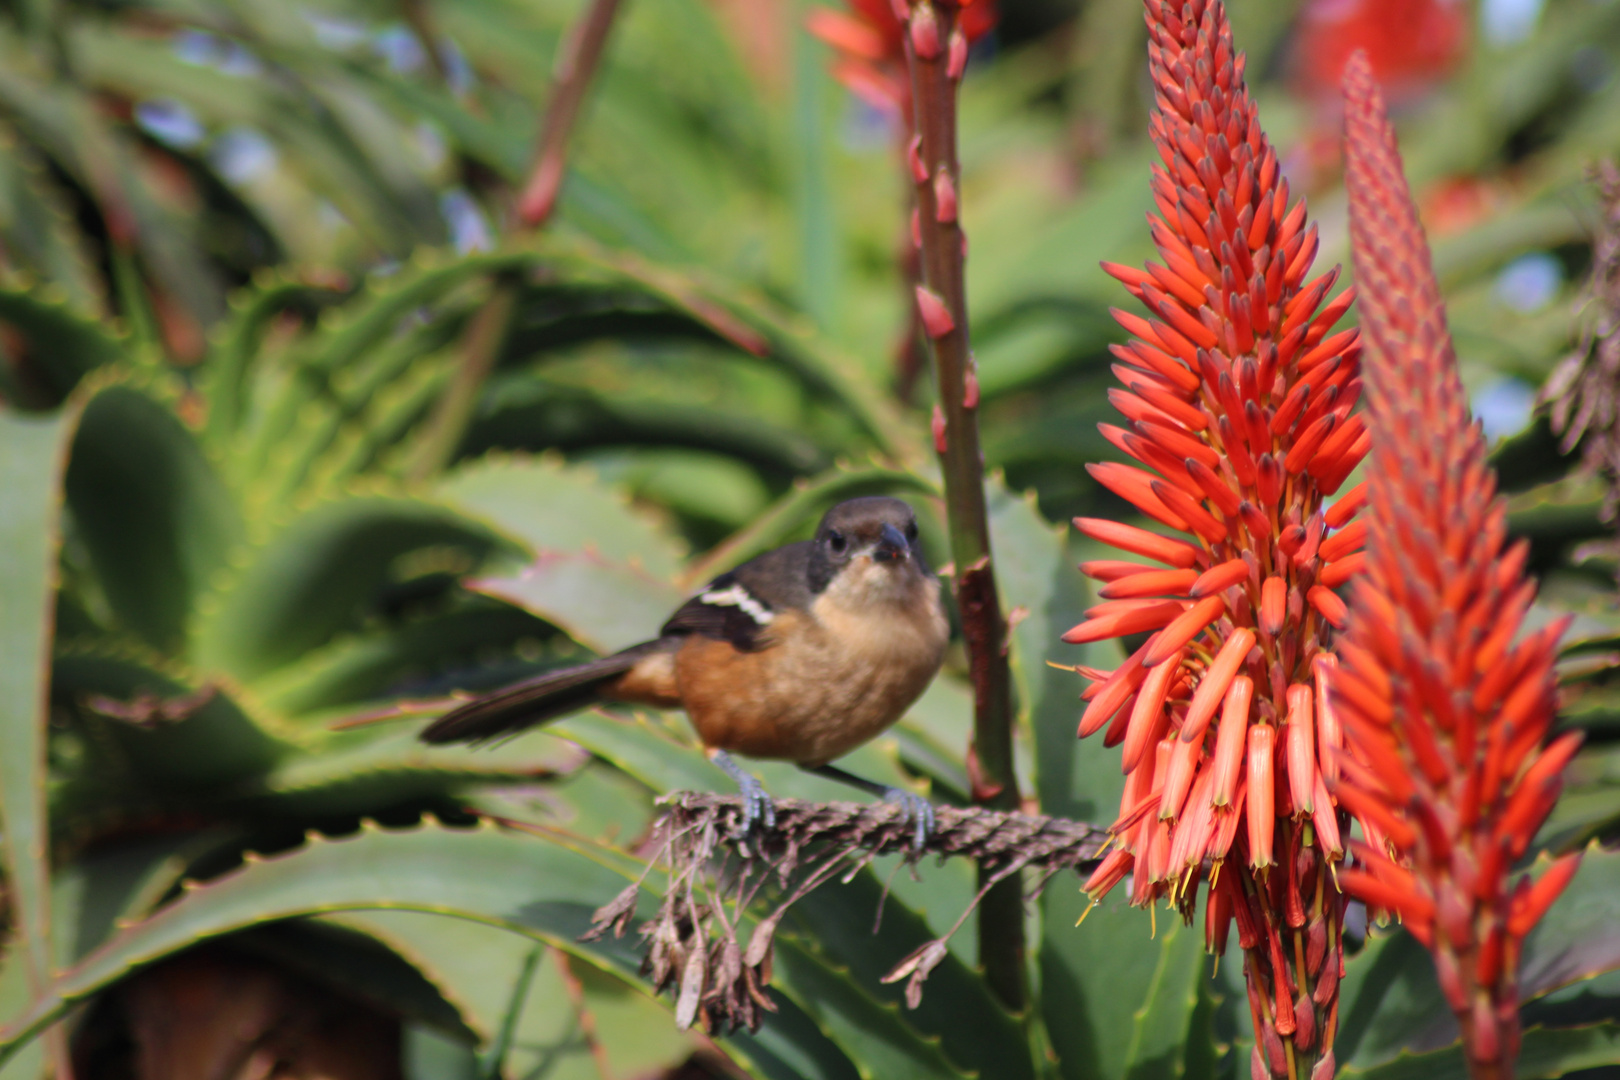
[582,793,1108,1033]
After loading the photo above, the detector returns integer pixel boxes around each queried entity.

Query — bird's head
[808,496,933,601]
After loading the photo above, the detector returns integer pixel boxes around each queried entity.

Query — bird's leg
[803,763,934,849]
[707,748,776,833]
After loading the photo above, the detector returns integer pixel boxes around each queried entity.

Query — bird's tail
[419,639,671,744]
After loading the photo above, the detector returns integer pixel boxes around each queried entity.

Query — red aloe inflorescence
[1068,2,1369,1077]
[1333,53,1583,1080]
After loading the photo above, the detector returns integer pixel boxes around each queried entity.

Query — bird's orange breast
[676,584,948,766]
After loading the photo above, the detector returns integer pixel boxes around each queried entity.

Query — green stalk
[411,0,626,482]
[517,0,626,229]
[901,0,1024,1010]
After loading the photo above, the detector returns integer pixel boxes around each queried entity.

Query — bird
[420,496,950,844]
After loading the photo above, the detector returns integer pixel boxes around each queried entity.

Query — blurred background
[2,0,1620,1077]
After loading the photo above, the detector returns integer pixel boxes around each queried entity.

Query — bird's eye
[827,530,847,554]
[904,521,918,541]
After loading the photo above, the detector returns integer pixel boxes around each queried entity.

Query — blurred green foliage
[0,0,1616,1078]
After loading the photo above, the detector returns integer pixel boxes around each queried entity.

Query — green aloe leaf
[50,647,288,808]
[786,866,1035,1080]
[466,377,834,482]
[1333,929,1454,1071]
[228,919,477,1041]
[469,550,685,655]
[64,383,243,654]
[1519,846,1620,1000]
[0,137,103,318]
[248,600,560,718]
[192,495,512,680]
[0,823,969,1080]
[0,404,77,1005]
[1340,1023,1620,1080]
[325,911,692,1079]
[246,726,586,820]
[1042,886,1213,1080]
[554,710,918,804]
[0,285,121,403]
[0,821,643,1059]
[437,453,686,579]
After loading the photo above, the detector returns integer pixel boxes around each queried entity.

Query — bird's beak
[872,523,910,563]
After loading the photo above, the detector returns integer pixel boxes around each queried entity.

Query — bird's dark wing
[660,542,812,653]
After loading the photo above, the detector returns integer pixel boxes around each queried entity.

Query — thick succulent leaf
[0,821,643,1057]
[890,676,973,799]
[1041,886,1212,1080]
[785,865,1035,1080]
[469,551,685,655]
[325,911,691,1078]
[987,477,1108,818]
[467,376,834,481]
[1519,846,1620,1000]
[1339,1023,1620,1080]
[0,142,102,318]
[554,710,918,803]
[0,823,969,1080]
[0,59,225,326]
[0,405,76,1000]
[437,452,686,579]
[1332,850,1620,1072]
[191,495,512,680]
[460,758,655,849]
[245,726,586,819]
[536,241,916,460]
[1334,929,1456,1068]
[249,601,563,717]
[228,919,476,1041]
[70,23,444,256]
[64,383,243,654]
[0,958,43,1080]
[0,285,121,403]
[52,831,228,967]
[203,278,344,450]
[766,940,971,1080]
[969,148,1157,322]
[50,648,288,803]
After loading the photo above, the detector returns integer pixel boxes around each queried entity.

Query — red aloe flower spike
[1069,4,1365,1076]
[1334,51,1584,1080]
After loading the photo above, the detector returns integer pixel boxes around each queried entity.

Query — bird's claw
[736,772,777,834]
[711,749,776,836]
[883,787,935,850]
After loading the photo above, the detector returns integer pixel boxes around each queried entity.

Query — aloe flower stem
[900,0,1024,1008]
[412,0,624,481]
[518,0,626,228]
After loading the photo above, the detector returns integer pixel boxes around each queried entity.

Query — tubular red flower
[1332,51,1584,1079]
[1068,7,1361,1075]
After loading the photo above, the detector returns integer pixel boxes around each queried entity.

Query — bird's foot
[882,787,935,850]
[709,749,776,835]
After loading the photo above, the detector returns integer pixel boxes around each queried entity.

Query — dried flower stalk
[583,793,1105,1033]
[1335,52,1583,1080]
[1543,160,1620,539]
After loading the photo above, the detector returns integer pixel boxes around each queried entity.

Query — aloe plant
[0,0,1619,1078]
